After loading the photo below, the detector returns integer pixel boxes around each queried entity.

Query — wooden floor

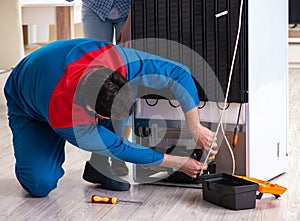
[0,69,299,221]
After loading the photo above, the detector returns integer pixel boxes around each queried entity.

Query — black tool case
[199,173,259,210]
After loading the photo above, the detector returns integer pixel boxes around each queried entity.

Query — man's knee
[15,166,64,197]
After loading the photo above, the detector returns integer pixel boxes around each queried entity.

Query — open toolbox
[199,173,287,210]
[200,173,258,210]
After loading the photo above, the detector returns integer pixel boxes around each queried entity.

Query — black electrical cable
[198,101,207,109]
[145,98,158,106]
[216,101,230,110]
[289,24,298,29]
[235,102,243,126]
[168,100,181,108]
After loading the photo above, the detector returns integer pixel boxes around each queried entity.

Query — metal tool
[90,195,143,205]
[232,103,243,148]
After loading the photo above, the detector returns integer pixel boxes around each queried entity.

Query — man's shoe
[82,161,130,191]
[111,158,129,176]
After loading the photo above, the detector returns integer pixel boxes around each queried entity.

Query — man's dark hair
[80,66,135,118]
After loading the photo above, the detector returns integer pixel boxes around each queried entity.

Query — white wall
[0,0,25,69]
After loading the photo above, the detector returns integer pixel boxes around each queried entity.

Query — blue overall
[4,38,199,197]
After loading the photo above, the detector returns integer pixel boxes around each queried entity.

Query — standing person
[4,38,217,196]
[80,0,131,43]
[68,0,132,176]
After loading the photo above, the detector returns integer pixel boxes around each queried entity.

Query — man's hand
[196,125,218,154]
[185,107,218,154]
[159,154,207,178]
[178,156,208,178]
[117,10,131,47]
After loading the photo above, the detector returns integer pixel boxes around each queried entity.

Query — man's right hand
[159,154,207,178]
[178,156,208,178]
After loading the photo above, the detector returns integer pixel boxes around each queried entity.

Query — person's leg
[107,116,130,176]
[9,115,66,197]
[100,118,129,176]
[82,119,130,191]
[81,8,129,182]
[81,5,114,42]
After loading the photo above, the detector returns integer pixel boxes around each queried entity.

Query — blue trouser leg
[81,5,126,42]
[81,5,114,41]
[8,115,66,197]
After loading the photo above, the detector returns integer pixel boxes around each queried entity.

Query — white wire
[200,0,244,175]
[221,123,236,175]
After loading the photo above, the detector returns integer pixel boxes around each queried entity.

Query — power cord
[221,123,236,175]
[200,0,244,175]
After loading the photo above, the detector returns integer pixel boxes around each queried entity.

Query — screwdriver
[90,195,143,205]
[232,125,239,148]
[232,103,243,148]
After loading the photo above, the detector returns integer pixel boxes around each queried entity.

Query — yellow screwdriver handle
[90,195,118,204]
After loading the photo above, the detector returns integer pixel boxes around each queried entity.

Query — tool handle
[232,127,239,148]
[90,195,118,204]
[235,176,287,195]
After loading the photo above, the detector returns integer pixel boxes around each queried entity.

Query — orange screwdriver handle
[90,195,118,204]
[232,127,239,148]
